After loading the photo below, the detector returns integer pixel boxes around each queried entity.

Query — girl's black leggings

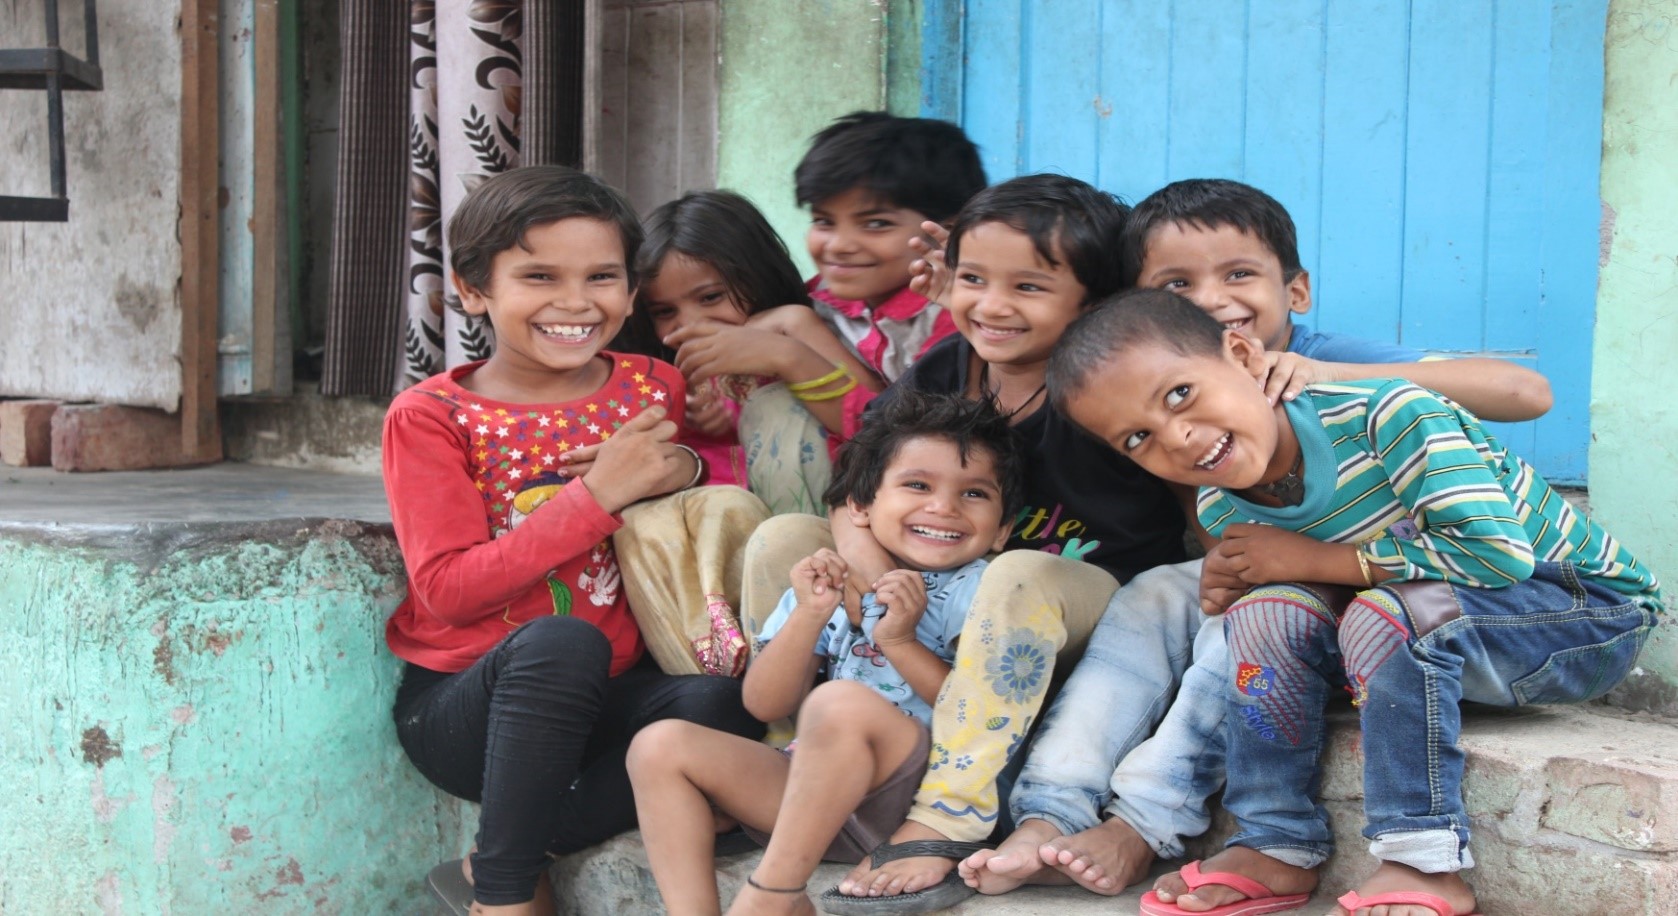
[392,614,763,905]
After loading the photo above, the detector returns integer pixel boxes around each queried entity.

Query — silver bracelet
[674,443,706,490]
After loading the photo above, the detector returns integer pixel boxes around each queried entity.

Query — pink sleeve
[382,404,622,628]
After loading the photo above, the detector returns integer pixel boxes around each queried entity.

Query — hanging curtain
[323,1,582,397]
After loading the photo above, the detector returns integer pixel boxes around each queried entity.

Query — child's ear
[845,497,872,530]
[1286,269,1312,316]
[988,521,1015,553]
[453,272,489,316]
[1224,330,1270,379]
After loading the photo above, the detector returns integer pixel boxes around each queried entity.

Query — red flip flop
[1139,860,1312,916]
[1336,890,1482,916]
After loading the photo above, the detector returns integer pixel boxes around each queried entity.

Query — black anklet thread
[746,874,806,894]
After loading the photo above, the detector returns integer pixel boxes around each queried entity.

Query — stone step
[541,704,1678,915]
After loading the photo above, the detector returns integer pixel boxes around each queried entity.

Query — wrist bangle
[1355,548,1374,587]
[674,443,706,489]
[792,377,859,402]
[787,365,850,392]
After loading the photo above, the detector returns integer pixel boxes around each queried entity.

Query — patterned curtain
[402,0,524,385]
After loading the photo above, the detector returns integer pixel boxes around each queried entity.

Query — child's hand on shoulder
[570,407,683,513]
[871,569,929,648]
[907,220,952,306]
[1257,352,1330,405]
[791,548,848,618]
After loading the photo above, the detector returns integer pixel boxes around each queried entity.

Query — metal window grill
[0,0,102,221]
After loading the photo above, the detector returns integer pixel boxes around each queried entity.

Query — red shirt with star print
[382,352,685,675]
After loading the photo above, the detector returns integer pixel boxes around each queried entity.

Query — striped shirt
[1198,380,1662,609]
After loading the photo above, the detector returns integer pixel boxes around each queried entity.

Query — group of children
[379,111,1663,916]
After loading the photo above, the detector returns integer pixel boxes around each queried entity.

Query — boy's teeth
[910,525,963,541]
[536,323,592,339]
[1195,433,1232,469]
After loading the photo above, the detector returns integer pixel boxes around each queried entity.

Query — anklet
[746,874,806,894]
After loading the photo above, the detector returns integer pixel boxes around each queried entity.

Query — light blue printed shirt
[756,558,987,725]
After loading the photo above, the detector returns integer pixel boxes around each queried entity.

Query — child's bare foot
[724,876,816,916]
[1329,862,1477,916]
[835,821,961,898]
[1039,815,1155,894]
[1149,846,1316,913]
[958,818,1070,894]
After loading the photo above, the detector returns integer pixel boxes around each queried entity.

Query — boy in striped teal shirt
[1047,289,1660,916]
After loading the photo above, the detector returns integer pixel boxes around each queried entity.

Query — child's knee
[627,718,703,776]
[798,679,885,734]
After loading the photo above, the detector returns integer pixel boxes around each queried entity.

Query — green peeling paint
[1592,0,1678,715]
[717,0,890,275]
[0,523,473,912]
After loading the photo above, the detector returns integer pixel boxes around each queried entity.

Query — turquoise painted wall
[716,0,891,275]
[0,524,473,912]
[1592,0,1678,715]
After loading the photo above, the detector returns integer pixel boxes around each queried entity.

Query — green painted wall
[0,523,473,912]
[1592,0,1678,715]
[716,0,891,275]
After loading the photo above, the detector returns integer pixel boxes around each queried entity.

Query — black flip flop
[424,859,472,916]
[817,839,994,915]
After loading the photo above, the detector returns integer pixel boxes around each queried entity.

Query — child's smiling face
[454,217,633,394]
[848,436,1012,572]
[640,253,748,341]
[948,221,1089,370]
[1062,332,1291,492]
[807,186,927,307]
[1135,221,1311,353]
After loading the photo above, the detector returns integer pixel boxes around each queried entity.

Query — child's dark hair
[794,111,986,223]
[1048,289,1226,413]
[1118,178,1302,287]
[946,174,1131,303]
[448,165,644,295]
[824,390,1027,520]
[616,190,810,359]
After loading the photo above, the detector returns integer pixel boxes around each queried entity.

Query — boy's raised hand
[568,407,684,513]
[790,548,849,618]
[907,220,953,306]
[870,569,929,648]
[1256,352,1331,405]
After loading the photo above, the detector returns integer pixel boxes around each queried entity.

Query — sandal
[817,839,993,915]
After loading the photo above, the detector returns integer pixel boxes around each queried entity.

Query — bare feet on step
[958,818,1071,894]
[1329,861,1477,916]
[1149,846,1317,913]
[1038,815,1155,894]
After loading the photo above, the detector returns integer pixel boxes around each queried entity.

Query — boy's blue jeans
[1223,562,1656,873]
[1009,560,1231,857]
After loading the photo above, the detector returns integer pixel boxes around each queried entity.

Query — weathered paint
[0,521,473,912]
[0,0,184,410]
[716,0,889,275]
[947,0,1606,484]
[1591,0,1678,716]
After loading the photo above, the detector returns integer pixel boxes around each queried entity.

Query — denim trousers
[1222,562,1656,872]
[393,615,763,905]
[1009,560,1231,856]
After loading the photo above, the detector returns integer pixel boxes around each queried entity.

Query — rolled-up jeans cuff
[1009,810,1085,841]
[1369,829,1474,873]
[1231,840,1329,870]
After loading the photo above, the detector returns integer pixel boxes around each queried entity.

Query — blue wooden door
[932,0,1606,483]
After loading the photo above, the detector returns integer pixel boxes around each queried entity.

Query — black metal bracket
[1,0,102,222]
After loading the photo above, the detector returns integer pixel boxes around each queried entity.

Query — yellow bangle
[1355,549,1374,587]
[787,365,850,392]
[792,377,859,402]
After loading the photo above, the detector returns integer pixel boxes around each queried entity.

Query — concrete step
[544,704,1678,915]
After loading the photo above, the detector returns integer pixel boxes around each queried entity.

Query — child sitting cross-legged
[1046,289,1661,916]
[625,389,1024,916]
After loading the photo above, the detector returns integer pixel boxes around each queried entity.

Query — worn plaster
[1592,0,1678,716]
